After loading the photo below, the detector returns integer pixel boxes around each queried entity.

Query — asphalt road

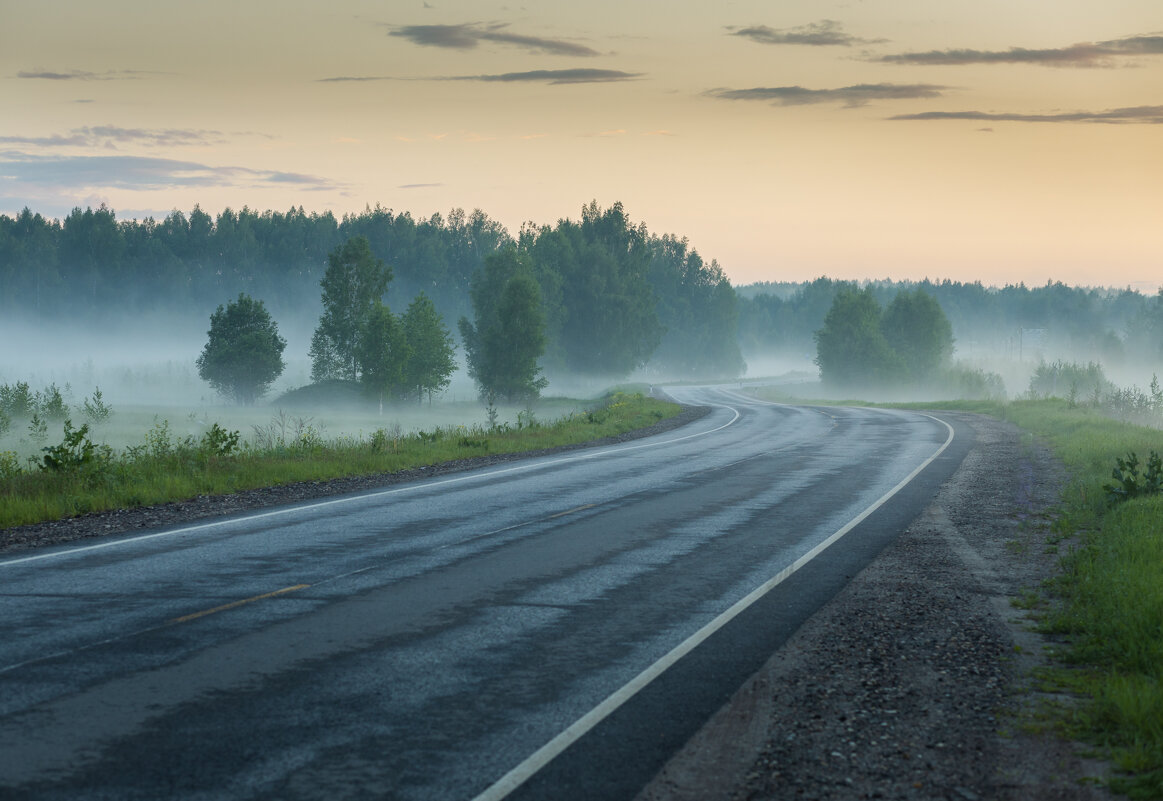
[0,386,971,800]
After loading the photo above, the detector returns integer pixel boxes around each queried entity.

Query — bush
[81,387,113,425]
[1104,451,1163,504]
[40,419,99,472]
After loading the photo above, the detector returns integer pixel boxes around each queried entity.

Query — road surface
[0,386,970,800]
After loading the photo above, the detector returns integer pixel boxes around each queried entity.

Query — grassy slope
[0,392,678,529]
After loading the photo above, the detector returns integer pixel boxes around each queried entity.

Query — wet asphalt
[0,386,970,800]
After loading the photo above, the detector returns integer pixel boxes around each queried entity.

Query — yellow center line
[546,503,597,520]
[169,584,311,625]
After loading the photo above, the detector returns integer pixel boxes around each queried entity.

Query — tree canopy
[196,293,287,405]
[310,236,391,382]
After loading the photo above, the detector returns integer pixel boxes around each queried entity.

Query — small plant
[370,428,389,452]
[38,383,69,420]
[0,450,21,479]
[1103,450,1163,504]
[40,419,97,472]
[485,391,499,430]
[27,412,48,443]
[81,387,113,425]
[200,423,240,458]
[0,409,10,437]
[144,418,175,458]
[458,436,488,450]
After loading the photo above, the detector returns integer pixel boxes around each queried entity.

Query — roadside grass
[0,392,678,530]
[747,385,1163,795]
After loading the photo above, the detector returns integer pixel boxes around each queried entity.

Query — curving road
[0,386,970,800]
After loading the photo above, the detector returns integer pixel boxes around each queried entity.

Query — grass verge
[750,386,1163,794]
[0,392,679,530]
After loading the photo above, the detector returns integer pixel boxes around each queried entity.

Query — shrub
[81,387,113,425]
[1104,450,1163,504]
[40,419,98,472]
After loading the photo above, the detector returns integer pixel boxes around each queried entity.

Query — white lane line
[471,412,955,801]
[0,404,742,570]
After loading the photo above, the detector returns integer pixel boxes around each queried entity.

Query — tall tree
[401,292,457,404]
[196,293,287,405]
[459,249,548,403]
[880,289,954,380]
[814,288,902,388]
[357,301,410,411]
[310,236,391,382]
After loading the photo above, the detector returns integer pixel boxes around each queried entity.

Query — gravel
[636,412,1113,801]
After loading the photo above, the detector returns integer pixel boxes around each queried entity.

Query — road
[0,386,970,800]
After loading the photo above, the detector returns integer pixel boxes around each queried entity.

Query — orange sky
[2,0,1160,289]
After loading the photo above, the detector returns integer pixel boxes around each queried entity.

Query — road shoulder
[636,412,1112,801]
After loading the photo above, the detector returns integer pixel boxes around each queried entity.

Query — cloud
[878,34,1163,68]
[15,69,157,80]
[319,68,639,84]
[707,83,949,107]
[727,20,884,47]
[0,126,226,148]
[889,105,1163,124]
[448,69,641,84]
[388,23,599,56]
[398,182,443,189]
[0,153,341,191]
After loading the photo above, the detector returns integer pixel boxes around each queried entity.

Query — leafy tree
[196,293,287,404]
[310,236,391,381]
[814,288,902,388]
[881,288,954,380]
[459,249,548,403]
[357,301,411,411]
[401,292,457,403]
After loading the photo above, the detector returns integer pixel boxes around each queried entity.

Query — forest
[2,201,1161,399]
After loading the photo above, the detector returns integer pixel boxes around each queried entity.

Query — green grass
[0,392,679,530]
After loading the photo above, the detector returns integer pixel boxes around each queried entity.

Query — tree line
[0,202,743,384]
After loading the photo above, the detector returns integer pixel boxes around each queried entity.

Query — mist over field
[2,202,1162,467]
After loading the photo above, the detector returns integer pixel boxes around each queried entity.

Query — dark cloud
[878,34,1163,67]
[707,83,949,108]
[0,154,340,191]
[727,20,884,47]
[455,68,640,84]
[389,23,599,56]
[0,126,225,148]
[889,106,1163,124]
[15,69,155,80]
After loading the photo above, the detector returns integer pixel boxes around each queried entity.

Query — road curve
[0,386,970,800]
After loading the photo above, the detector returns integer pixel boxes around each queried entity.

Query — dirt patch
[0,405,710,555]
[637,413,1112,801]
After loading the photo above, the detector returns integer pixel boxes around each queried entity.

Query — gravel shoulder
[637,412,1113,801]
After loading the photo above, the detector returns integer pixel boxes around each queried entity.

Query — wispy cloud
[878,34,1163,68]
[889,105,1163,124]
[15,68,160,81]
[319,68,639,85]
[0,153,341,191]
[727,20,884,47]
[450,68,640,84]
[0,126,226,148]
[707,83,949,108]
[388,23,599,57]
[399,182,443,189]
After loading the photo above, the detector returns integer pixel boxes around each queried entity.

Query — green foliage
[38,383,69,420]
[196,293,287,405]
[200,423,240,459]
[460,249,549,404]
[357,301,410,404]
[310,236,391,382]
[881,289,954,380]
[401,292,457,403]
[814,288,903,388]
[1103,451,1163,504]
[0,381,34,418]
[39,419,100,472]
[1028,360,1112,401]
[0,409,9,437]
[81,386,113,425]
[27,412,48,443]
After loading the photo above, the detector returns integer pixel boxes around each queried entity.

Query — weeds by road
[0,392,677,530]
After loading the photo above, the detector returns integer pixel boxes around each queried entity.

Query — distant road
[0,386,970,800]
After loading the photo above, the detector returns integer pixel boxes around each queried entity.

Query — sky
[2,0,1160,290]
